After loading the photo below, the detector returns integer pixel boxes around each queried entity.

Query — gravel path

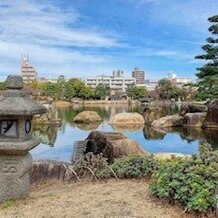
[0,180,200,218]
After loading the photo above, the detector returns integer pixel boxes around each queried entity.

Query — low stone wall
[29,160,69,185]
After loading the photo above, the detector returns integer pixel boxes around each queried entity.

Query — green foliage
[74,152,108,175]
[94,83,110,100]
[0,81,6,90]
[72,144,217,213]
[150,144,218,213]
[126,83,148,99]
[111,155,158,179]
[195,15,218,100]
[2,200,17,208]
[157,79,178,100]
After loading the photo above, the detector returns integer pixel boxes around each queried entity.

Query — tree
[81,86,94,99]
[64,82,75,99]
[157,79,178,100]
[126,83,136,99]
[0,81,6,90]
[68,78,86,98]
[126,83,147,99]
[195,15,218,100]
[94,83,109,99]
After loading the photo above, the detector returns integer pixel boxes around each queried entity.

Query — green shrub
[150,144,218,213]
[74,152,108,175]
[111,155,158,179]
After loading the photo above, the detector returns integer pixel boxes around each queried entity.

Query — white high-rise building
[21,55,37,83]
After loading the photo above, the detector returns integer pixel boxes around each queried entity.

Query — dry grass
[0,179,201,218]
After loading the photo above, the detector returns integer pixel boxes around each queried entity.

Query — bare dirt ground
[0,179,210,218]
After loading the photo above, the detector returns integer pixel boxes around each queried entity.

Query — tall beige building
[21,55,37,83]
[132,67,145,84]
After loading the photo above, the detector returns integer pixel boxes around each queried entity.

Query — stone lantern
[0,75,47,202]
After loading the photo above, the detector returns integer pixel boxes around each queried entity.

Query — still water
[30,104,218,163]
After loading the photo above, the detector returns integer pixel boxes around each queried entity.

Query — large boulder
[109,112,144,125]
[204,99,218,128]
[179,103,208,116]
[143,106,167,124]
[85,131,147,163]
[74,111,102,123]
[151,115,183,128]
[182,112,207,128]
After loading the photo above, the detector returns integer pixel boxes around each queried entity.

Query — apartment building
[132,67,145,84]
[86,71,135,92]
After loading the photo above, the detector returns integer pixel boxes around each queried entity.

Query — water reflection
[110,123,144,132]
[74,122,101,131]
[143,125,166,140]
[31,104,218,162]
[34,125,58,146]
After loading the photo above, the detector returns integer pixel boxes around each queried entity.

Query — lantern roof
[0,75,47,116]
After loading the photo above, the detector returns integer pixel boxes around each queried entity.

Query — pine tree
[195,15,218,100]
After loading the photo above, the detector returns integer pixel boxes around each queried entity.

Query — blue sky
[0,0,217,80]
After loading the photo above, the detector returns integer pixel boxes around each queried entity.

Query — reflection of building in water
[33,126,58,146]
[21,55,37,83]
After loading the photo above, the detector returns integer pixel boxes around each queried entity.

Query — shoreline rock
[152,115,183,128]
[143,106,167,124]
[179,103,208,116]
[204,99,218,128]
[182,112,207,128]
[85,131,147,163]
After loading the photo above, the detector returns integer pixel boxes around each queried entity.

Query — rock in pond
[204,99,218,128]
[182,112,207,128]
[179,103,208,116]
[143,106,167,124]
[152,115,183,128]
[109,112,144,125]
[85,131,147,163]
[74,111,102,123]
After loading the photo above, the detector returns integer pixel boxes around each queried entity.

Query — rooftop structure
[168,73,192,85]
[21,55,37,84]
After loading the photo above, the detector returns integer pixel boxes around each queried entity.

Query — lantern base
[0,153,32,202]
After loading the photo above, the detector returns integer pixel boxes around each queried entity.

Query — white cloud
[0,0,122,77]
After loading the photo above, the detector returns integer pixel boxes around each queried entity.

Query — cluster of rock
[84,131,146,163]
[142,99,218,129]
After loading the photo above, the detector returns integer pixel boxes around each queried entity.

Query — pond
[30,104,218,163]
